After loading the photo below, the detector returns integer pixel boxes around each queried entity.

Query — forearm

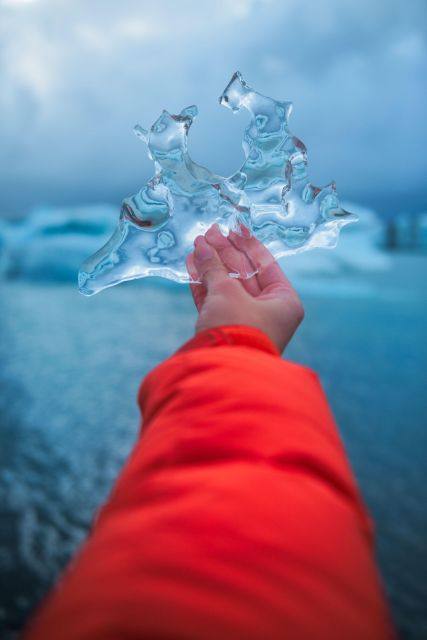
[25,326,394,640]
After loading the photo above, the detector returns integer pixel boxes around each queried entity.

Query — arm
[25,228,394,640]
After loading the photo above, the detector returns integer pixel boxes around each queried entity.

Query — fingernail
[236,224,251,238]
[194,237,214,262]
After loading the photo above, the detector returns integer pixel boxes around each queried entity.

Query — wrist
[177,325,280,356]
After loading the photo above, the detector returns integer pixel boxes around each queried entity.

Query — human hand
[186,225,304,354]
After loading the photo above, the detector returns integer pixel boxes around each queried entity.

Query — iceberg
[0,205,117,282]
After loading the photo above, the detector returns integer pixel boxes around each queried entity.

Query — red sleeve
[24,325,395,640]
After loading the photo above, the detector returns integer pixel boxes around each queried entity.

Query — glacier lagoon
[0,203,427,639]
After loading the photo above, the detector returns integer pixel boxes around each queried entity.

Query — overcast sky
[0,0,426,216]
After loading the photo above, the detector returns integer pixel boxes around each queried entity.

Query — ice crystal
[79,72,356,295]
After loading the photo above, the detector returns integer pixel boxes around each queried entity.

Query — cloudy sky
[0,0,426,216]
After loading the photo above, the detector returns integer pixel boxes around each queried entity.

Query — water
[1,254,426,639]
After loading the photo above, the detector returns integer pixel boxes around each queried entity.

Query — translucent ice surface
[79,72,357,296]
[220,72,357,257]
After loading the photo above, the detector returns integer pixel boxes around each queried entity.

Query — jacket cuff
[176,325,280,357]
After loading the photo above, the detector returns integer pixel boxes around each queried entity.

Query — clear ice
[78,72,357,296]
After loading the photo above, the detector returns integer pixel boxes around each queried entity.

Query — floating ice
[78,72,357,296]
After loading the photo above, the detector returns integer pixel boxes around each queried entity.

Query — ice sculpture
[78,72,357,296]
[220,72,357,256]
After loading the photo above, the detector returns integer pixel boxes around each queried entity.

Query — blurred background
[0,0,426,638]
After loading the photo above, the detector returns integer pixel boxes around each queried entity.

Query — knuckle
[201,264,226,279]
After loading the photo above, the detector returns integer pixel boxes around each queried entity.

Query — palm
[186,224,304,353]
[187,224,296,310]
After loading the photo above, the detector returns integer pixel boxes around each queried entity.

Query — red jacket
[25,325,394,639]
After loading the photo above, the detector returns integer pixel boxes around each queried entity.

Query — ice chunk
[79,105,252,296]
[79,72,356,296]
[220,72,357,258]
[281,203,390,282]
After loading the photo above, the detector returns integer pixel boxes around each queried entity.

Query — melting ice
[78,72,357,296]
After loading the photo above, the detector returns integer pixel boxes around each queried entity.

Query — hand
[186,225,304,354]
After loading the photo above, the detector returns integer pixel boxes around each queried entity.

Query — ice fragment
[78,72,357,295]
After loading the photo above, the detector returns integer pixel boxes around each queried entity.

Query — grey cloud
[0,0,426,215]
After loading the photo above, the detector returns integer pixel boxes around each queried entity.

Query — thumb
[193,236,230,292]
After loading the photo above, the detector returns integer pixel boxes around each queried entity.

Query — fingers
[186,251,200,283]
[189,224,289,301]
[186,253,206,312]
[205,225,260,297]
[229,231,294,292]
[193,236,234,293]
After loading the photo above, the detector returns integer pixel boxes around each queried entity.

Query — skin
[186,224,304,354]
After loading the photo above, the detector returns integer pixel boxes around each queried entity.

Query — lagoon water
[0,251,426,639]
